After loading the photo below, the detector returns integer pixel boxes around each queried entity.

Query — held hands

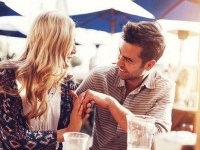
[68,91,92,132]
[68,89,112,131]
[82,89,111,110]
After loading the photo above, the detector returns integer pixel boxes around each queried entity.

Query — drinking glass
[63,132,89,150]
[126,114,156,150]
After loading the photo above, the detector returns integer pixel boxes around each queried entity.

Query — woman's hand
[57,91,92,142]
[67,91,91,132]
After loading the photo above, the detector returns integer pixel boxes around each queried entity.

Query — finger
[86,102,92,108]
[78,105,83,116]
[77,96,83,107]
[73,93,85,105]
[83,92,93,109]
[69,90,78,99]
[91,100,95,105]
[84,107,91,114]
[79,104,87,119]
[73,96,83,112]
[83,114,90,122]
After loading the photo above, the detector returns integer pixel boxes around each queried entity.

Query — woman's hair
[122,21,166,66]
[16,11,75,121]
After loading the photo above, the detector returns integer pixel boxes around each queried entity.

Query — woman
[0,11,90,149]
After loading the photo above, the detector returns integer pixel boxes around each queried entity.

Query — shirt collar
[141,69,156,89]
[114,68,157,90]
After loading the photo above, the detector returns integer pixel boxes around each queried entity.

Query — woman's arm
[57,92,90,142]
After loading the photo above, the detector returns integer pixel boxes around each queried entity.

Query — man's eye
[125,58,133,63]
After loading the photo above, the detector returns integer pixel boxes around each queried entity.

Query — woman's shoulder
[0,60,18,69]
[0,61,17,85]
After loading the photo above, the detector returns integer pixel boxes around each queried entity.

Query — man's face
[117,41,149,81]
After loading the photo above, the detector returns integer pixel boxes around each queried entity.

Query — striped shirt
[76,65,175,150]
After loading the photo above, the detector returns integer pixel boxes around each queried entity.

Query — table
[172,103,197,132]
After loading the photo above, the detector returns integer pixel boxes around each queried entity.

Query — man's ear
[145,59,156,70]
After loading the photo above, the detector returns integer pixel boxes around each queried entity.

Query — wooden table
[172,103,197,132]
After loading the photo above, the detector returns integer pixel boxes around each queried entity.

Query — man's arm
[82,89,133,132]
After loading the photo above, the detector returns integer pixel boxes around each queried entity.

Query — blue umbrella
[0,1,25,38]
[134,0,200,22]
[0,18,27,38]
[0,1,26,38]
[68,0,155,33]
[0,30,26,38]
[71,9,154,33]
[0,1,21,16]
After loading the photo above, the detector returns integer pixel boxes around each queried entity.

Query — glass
[126,114,156,150]
[62,132,89,150]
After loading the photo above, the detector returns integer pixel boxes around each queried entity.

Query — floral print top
[0,68,76,150]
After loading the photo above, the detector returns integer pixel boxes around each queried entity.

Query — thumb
[69,90,78,100]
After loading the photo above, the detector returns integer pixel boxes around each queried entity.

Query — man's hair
[122,21,166,65]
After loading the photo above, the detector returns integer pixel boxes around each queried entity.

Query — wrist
[57,128,67,142]
[106,96,115,111]
[66,123,81,132]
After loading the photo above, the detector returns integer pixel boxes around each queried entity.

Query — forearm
[83,90,133,132]
[107,96,132,132]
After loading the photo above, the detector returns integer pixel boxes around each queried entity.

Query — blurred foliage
[71,55,82,67]
[0,40,15,61]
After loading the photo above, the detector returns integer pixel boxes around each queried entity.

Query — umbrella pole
[178,39,184,67]
[111,9,116,34]
[177,30,189,68]
[195,29,200,150]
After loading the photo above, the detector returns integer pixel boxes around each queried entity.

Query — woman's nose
[71,45,76,54]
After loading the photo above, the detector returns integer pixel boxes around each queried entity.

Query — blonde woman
[0,11,90,149]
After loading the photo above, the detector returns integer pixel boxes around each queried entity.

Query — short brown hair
[122,21,166,65]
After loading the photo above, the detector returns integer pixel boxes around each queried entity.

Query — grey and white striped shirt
[76,66,175,150]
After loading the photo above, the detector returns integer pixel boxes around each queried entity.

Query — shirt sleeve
[148,78,176,133]
[76,69,97,95]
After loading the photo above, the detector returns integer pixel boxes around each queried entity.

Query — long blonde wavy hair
[16,11,75,122]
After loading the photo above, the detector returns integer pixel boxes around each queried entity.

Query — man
[76,21,175,150]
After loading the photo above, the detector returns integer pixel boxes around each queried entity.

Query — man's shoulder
[153,68,175,87]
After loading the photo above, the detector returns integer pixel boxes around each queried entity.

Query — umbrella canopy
[0,1,26,38]
[0,1,21,16]
[0,16,28,38]
[68,0,155,33]
[134,0,200,22]
[0,30,26,38]
[71,9,154,33]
